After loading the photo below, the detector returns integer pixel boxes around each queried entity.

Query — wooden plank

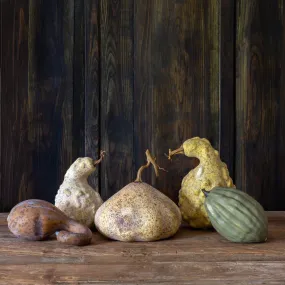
[219,0,235,178]
[0,0,30,211]
[0,213,284,263]
[85,0,100,190]
[2,231,285,264]
[0,213,285,283]
[0,211,283,225]
[134,0,220,202]
[73,0,85,159]
[27,0,74,203]
[0,0,2,215]
[133,0,154,186]
[236,0,285,209]
[100,0,134,200]
[1,262,285,284]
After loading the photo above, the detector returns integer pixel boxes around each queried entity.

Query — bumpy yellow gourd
[168,137,235,229]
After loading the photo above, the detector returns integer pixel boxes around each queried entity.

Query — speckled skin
[95,182,182,242]
[55,157,103,228]
[7,199,92,246]
[171,137,235,229]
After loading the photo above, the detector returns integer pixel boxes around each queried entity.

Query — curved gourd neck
[187,148,220,168]
[64,171,94,182]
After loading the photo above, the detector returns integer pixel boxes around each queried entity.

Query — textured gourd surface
[95,182,182,242]
[55,157,103,228]
[204,187,268,243]
[7,199,92,246]
[178,137,235,228]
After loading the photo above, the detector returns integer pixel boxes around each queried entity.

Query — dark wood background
[0,0,284,211]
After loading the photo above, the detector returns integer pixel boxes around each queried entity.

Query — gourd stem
[135,149,167,182]
[167,146,184,160]
[202,189,210,197]
[93,150,106,166]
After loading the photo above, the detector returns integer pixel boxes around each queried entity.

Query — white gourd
[55,151,105,228]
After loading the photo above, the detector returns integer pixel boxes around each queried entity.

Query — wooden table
[1,212,285,284]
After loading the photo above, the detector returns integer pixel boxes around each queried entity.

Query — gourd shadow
[169,224,216,242]
[90,231,111,245]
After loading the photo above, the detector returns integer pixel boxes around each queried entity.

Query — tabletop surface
[0,212,285,284]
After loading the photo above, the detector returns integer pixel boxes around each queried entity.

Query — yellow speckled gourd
[168,137,235,229]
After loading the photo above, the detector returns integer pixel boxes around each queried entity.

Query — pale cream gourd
[55,151,105,228]
[168,137,235,229]
[95,150,181,242]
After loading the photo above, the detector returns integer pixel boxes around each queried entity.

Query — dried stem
[135,149,167,183]
[167,146,184,160]
[93,150,106,166]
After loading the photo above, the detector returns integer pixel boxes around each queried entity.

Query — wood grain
[133,0,154,186]
[0,212,284,284]
[85,0,100,190]
[236,0,285,209]
[27,0,74,204]
[219,0,235,178]
[134,0,220,202]
[1,262,285,284]
[100,0,134,200]
[73,0,85,159]
[0,0,1,214]
[0,0,30,211]
[2,0,285,213]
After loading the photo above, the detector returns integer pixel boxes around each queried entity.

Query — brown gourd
[7,199,92,246]
[95,150,182,242]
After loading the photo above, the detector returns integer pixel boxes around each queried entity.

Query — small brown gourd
[95,150,181,242]
[7,199,92,246]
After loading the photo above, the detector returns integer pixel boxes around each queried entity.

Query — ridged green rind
[204,187,268,243]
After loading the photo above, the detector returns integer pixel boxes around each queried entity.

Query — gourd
[168,137,235,228]
[7,199,92,246]
[95,150,182,242]
[55,151,105,228]
[203,187,268,243]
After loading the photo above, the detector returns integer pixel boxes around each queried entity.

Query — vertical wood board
[100,0,134,199]
[236,0,285,209]
[134,0,220,201]
[0,0,29,211]
[85,0,100,190]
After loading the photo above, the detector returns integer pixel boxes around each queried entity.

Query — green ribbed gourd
[203,187,268,243]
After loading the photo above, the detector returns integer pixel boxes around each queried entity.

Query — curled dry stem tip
[94,150,106,166]
[167,146,184,160]
[135,149,167,183]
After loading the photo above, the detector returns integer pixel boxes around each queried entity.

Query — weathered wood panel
[236,0,285,209]
[73,0,86,159]
[27,0,74,203]
[0,0,233,208]
[85,0,100,190]
[219,0,235,178]
[134,0,220,202]
[0,0,30,211]
[0,213,284,283]
[100,0,134,199]
[6,0,285,212]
